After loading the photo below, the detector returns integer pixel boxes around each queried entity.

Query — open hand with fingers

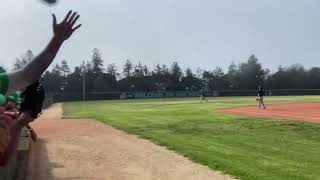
[52,10,81,41]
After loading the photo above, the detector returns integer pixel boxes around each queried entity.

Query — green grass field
[63,96,320,180]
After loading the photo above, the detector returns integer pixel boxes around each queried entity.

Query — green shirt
[0,67,9,95]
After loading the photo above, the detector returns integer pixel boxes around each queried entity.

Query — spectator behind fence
[0,10,81,165]
[0,105,14,161]
[0,103,35,165]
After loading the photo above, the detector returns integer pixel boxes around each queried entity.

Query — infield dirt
[219,102,320,123]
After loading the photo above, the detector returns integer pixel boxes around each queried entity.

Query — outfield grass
[63,96,320,180]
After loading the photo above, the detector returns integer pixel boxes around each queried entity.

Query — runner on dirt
[257,86,266,110]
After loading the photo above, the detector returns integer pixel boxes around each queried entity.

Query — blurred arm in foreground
[0,81,45,165]
[0,10,81,165]
[6,10,81,94]
[0,105,14,163]
[0,105,35,165]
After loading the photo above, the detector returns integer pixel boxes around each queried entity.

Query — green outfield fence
[49,89,320,102]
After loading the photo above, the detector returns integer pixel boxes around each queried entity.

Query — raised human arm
[6,10,81,94]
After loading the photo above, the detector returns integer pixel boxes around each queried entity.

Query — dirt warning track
[219,102,320,123]
[27,104,234,180]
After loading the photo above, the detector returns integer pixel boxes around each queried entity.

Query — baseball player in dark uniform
[257,86,266,110]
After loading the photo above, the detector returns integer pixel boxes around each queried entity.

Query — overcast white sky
[1,0,320,72]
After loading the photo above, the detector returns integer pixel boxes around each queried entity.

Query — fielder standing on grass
[257,86,266,110]
[0,10,81,165]
[200,91,208,103]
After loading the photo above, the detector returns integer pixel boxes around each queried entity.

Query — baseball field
[63,96,320,180]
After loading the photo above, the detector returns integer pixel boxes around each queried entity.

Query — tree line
[12,49,320,93]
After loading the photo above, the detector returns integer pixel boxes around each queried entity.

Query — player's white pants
[258,97,266,109]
